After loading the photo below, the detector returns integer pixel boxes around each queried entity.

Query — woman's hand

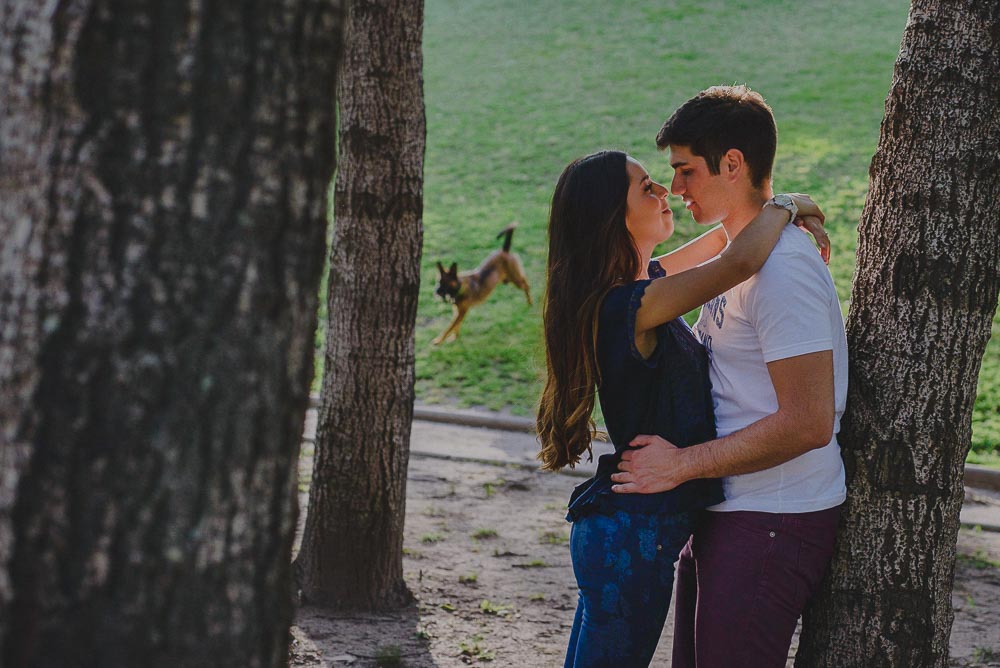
[782,194,830,264]
[794,215,831,264]
[787,193,824,224]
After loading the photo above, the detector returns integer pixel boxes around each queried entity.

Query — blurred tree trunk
[797,1,1000,666]
[0,1,343,666]
[293,0,426,609]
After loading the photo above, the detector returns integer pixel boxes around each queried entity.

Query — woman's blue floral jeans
[564,509,696,668]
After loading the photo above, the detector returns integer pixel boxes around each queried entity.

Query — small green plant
[957,550,1000,570]
[440,601,456,612]
[424,504,447,517]
[472,528,499,540]
[492,548,525,557]
[459,634,495,661]
[402,547,425,559]
[482,478,506,498]
[414,627,431,641]
[421,533,444,544]
[513,559,549,568]
[543,503,566,511]
[540,530,569,546]
[375,645,402,667]
[479,599,514,617]
[528,593,546,601]
[972,646,997,663]
[459,572,479,584]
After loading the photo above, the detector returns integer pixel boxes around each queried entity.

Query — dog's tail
[497,222,518,253]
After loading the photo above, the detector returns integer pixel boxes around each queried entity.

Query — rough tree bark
[796,2,1000,666]
[293,0,426,609]
[0,1,343,666]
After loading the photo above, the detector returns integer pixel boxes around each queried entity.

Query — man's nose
[670,175,683,195]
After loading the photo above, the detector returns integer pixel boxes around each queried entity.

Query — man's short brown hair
[656,85,777,190]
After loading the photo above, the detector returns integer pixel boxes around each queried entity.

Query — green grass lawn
[319,0,999,460]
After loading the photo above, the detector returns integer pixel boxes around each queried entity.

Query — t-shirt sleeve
[600,280,659,368]
[746,249,835,364]
[649,260,667,279]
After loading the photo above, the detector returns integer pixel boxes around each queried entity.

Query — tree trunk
[796,2,1000,666]
[0,2,343,666]
[293,0,426,609]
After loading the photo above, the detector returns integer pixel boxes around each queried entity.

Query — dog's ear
[437,261,446,275]
[448,262,458,276]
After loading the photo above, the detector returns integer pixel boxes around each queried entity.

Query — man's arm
[611,350,835,494]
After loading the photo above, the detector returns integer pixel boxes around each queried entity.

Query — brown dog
[433,223,532,345]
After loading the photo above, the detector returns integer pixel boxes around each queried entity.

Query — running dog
[433,223,532,345]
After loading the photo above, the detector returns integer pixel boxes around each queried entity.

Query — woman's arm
[653,225,728,275]
[655,211,831,276]
[633,195,822,335]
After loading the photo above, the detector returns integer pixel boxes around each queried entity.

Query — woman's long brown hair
[537,151,639,470]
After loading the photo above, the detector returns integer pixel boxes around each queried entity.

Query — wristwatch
[766,194,798,222]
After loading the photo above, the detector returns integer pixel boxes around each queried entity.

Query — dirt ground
[290,454,1000,668]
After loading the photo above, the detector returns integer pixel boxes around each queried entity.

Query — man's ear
[721,148,745,182]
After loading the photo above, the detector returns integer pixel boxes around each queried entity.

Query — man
[611,85,848,667]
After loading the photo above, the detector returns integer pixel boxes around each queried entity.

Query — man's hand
[611,435,689,494]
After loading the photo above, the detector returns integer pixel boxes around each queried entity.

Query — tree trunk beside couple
[0,1,343,665]
[293,0,427,609]
[797,1,1000,666]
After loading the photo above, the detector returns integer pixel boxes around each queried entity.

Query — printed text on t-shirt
[698,294,728,360]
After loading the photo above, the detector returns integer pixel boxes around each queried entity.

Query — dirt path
[290,454,1000,667]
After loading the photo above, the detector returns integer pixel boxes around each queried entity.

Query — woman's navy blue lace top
[566,261,724,521]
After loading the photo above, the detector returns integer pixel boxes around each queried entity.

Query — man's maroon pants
[671,506,841,667]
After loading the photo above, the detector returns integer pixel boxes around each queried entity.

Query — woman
[536,150,825,667]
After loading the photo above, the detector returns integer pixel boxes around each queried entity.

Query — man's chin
[691,211,721,226]
[686,206,708,225]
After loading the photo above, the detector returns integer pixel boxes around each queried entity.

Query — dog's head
[435,262,460,302]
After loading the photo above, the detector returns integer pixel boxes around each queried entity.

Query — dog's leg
[509,258,533,306]
[445,308,469,342]
[432,315,459,345]
[432,305,466,345]
[513,276,532,306]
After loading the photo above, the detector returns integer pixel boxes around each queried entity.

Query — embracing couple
[537,85,848,667]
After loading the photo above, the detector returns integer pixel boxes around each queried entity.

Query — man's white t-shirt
[695,225,848,513]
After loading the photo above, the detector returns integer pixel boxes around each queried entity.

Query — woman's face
[625,157,673,248]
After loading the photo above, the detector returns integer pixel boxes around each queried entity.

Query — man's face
[667,145,732,226]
